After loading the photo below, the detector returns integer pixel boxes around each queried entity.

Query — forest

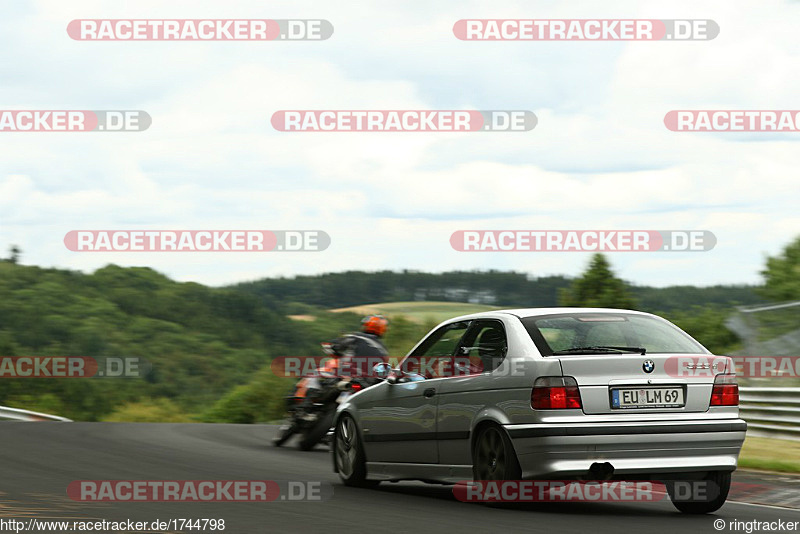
[0,235,797,423]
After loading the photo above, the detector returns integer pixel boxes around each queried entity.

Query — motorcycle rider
[273,315,389,448]
[326,314,390,381]
[294,314,389,394]
[296,314,389,398]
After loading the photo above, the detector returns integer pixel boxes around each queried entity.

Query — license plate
[611,387,684,409]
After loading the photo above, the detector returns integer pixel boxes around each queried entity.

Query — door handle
[424,388,436,398]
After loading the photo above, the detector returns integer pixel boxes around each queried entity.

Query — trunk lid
[555,353,729,415]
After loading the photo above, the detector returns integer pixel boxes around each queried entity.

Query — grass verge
[739,436,800,473]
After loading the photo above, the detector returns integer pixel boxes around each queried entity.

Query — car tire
[333,414,379,488]
[667,471,731,514]
[472,425,522,481]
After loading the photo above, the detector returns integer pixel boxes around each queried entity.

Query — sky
[1,0,798,288]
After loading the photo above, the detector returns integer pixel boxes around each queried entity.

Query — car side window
[402,321,470,379]
[456,320,508,374]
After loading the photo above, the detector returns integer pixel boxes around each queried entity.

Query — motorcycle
[273,343,383,451]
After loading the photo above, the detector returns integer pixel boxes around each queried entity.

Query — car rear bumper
[505,418,747,479]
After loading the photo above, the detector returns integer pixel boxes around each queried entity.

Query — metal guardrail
[0,389,794,430]
[740,387,800,441]
[0,406,72,422]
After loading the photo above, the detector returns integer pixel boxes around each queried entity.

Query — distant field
[330,301,500,323]
[287,314,315,322]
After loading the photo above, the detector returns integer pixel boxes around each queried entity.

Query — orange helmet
[361,315,389,337]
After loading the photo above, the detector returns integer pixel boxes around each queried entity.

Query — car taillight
[531,377,582,410]
[350,382,363,393]
[710,373,739,406]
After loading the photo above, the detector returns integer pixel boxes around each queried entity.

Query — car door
[358,320,471,464]
[436,319,510,465]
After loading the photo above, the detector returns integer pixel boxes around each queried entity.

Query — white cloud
[0,0,798,288]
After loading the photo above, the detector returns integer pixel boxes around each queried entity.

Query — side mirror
[373,362,392,380]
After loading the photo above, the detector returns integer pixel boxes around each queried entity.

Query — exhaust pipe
[588,462,615,481]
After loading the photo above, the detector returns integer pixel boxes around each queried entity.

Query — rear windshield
[520,313,708,355]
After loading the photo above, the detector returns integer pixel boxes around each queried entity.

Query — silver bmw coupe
[331,308,746,514]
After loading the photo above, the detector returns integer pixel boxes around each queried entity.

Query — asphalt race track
[1,422,799,533]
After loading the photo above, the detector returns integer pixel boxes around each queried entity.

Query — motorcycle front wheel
[298,410,335,451]
[273,422,297,447]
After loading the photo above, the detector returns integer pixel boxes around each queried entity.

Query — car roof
[446,307,653,322]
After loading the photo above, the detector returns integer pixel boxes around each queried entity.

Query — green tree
[661,307,741,354]
[7,245,20,264]
[559,254,637,309]
[204,369,294,424]
[102,398,192,423]
[761,236,800,301]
